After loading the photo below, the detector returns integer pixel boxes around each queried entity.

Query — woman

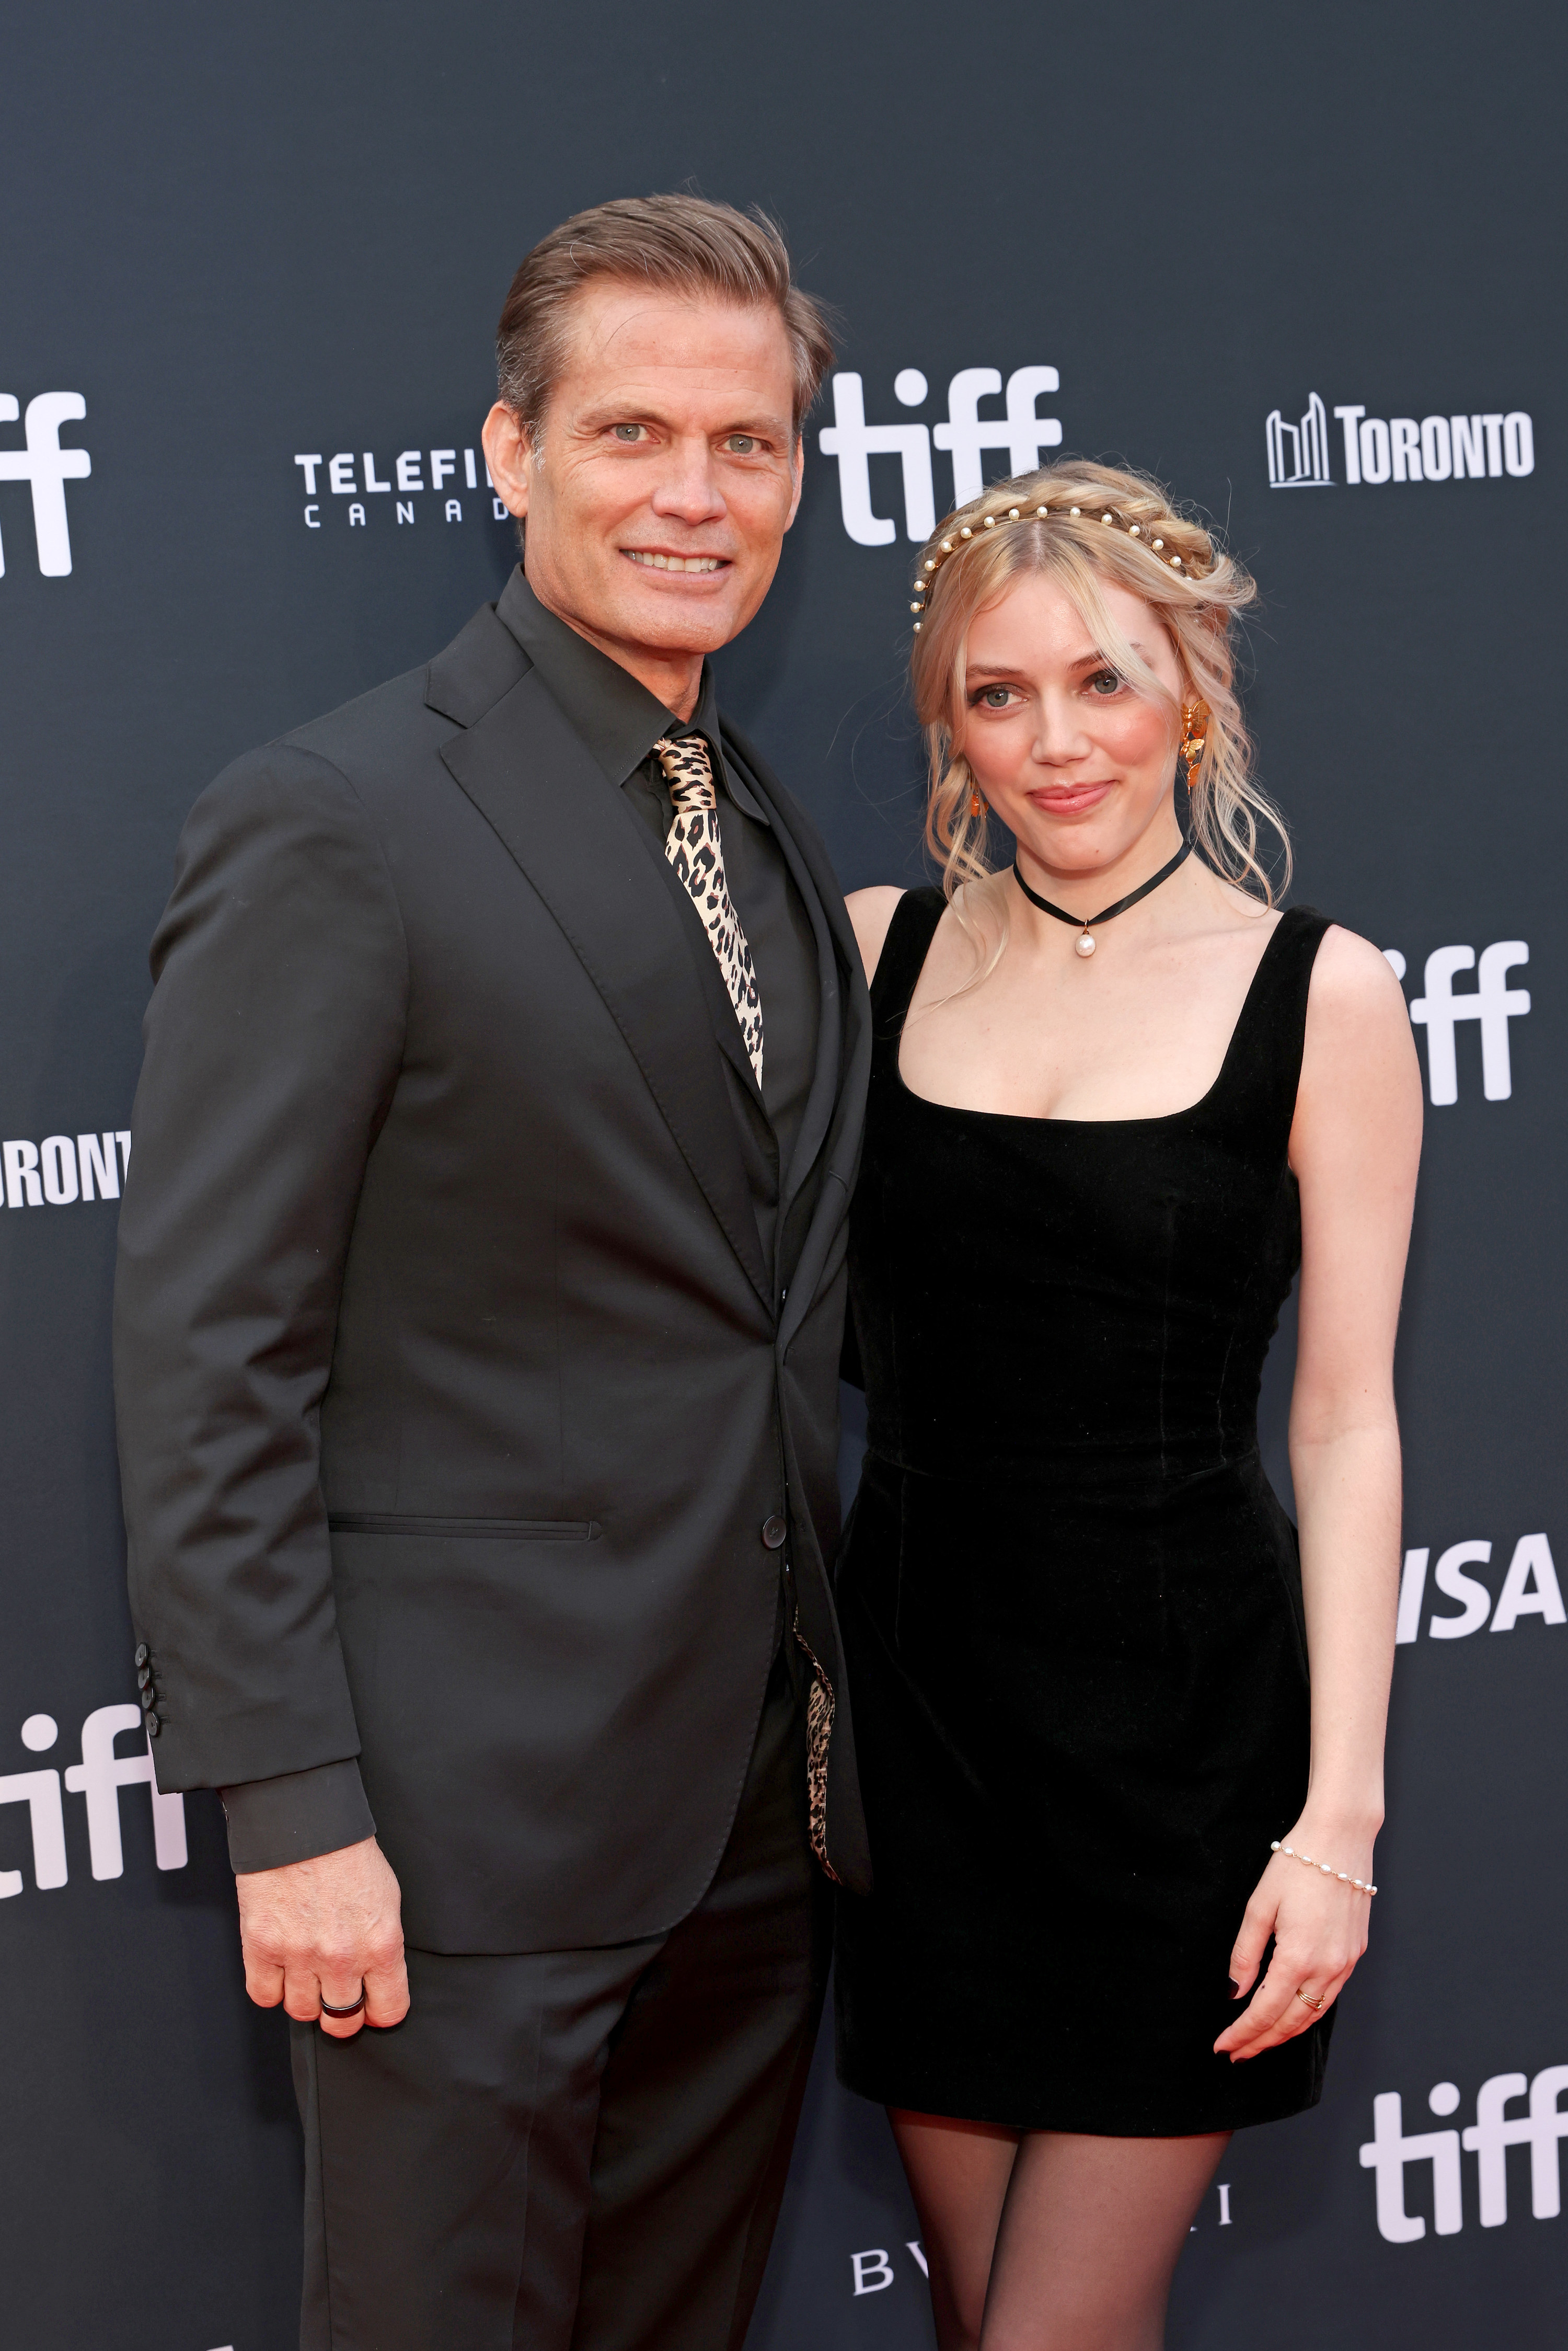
[834,461,1421,2350]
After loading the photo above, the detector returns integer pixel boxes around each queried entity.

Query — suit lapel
[721,739,841,1209]
[441,662,773,1315]
[721,721,872,1354]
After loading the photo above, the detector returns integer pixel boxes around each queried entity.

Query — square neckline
[891,897,1300,1130]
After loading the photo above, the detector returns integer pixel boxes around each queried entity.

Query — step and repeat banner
[1,4,1561,2346]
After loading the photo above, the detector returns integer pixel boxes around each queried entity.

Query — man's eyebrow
[573,398,793,441]
[572,397,666,430]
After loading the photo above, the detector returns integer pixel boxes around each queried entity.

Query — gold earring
[1179,703,1208,779]
[970,789,987,820]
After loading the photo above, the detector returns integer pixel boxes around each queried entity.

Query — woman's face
[958,569,1186,879]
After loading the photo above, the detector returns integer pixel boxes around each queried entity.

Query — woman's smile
[1024,779,1115,817]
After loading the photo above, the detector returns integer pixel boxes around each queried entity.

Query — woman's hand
[1214,1830,1374,2061]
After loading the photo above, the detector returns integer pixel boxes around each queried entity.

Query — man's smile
[622,548,729,574]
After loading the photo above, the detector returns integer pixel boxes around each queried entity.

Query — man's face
[483,281,803,678]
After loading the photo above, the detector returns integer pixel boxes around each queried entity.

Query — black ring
[319,1980,367,2019]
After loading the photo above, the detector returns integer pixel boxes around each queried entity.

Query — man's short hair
[496,194,835,445]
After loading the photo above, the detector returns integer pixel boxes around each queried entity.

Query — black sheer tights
[890,2110,1230,2351]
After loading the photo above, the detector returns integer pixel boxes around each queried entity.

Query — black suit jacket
[113,586,872,1953]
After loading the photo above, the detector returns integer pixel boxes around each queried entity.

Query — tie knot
[653,735,717,812]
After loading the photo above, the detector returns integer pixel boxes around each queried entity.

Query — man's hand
[236,1834,409,2039]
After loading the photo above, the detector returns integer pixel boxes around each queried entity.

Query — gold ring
[1295,1987,1325,2013]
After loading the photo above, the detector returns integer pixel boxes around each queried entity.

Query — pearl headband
[909,500,1207,628]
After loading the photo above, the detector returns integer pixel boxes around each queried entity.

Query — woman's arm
[845,886,906,985]
[1217,925,1423,2060]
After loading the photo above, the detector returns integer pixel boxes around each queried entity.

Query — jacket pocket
[328,1512,599,1541]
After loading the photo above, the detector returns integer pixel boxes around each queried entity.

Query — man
[114,194,870,2350]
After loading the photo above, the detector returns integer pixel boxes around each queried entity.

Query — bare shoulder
[845,886,907,984]
[1305,921,1412,1039]
[1295,921,1423,1165]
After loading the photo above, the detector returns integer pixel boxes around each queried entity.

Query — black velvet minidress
[833,892,1335,2136]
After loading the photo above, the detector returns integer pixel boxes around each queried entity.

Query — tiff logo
[1362,2069,1568,2241]
[818,366,1062,545]
[1,1704,186,1896]
[0,393,91,576]
[1382,943,1529,1106]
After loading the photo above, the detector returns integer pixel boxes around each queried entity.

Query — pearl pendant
[1075,931,1097,958]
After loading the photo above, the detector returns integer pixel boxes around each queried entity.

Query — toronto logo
[1266,393,1333,488]
[1266,391,1535,487]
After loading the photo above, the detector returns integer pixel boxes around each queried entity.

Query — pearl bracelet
[1271,1840,1377,1897]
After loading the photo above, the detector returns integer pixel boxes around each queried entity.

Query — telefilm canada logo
[292,443,513,532]
[0,391,91,575]
[1267,391,1535,487]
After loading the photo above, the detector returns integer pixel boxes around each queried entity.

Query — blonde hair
[910,460,1287,944]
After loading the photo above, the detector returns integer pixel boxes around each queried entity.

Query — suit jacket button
[145,1713,161,1736]
[139,1687,157,1711]
[762,1515,787,1549]
[136,1665,153,1691]
[134,1644,149,1668]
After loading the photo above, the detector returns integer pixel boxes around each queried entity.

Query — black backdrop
[3,4,1563,2344]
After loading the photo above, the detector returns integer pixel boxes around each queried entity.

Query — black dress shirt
[221,567,821,1872]
[497,569,820,1275]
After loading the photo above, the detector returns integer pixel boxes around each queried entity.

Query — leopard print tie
[653,737,765,1085]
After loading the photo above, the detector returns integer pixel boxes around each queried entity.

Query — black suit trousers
[290,1641,826,2350]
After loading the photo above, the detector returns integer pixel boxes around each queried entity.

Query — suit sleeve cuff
[219,1759,376,1875]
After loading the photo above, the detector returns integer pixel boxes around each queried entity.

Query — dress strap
[1208,904,1334,1141]
[869,887,947,1037]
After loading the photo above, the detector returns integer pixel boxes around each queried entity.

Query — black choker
[1012,835,1193,959]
